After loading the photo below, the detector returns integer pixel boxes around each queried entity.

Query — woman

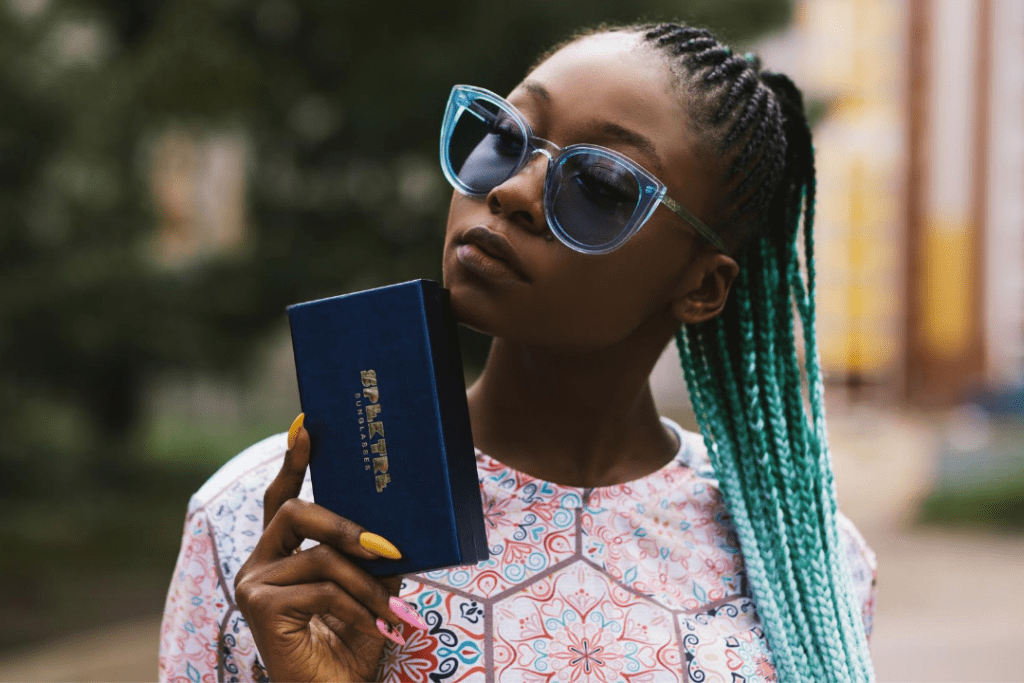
[160,22,877,682]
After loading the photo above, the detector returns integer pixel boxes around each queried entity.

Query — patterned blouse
[159,417,876,683]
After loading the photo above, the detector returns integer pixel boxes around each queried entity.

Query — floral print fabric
[160,417,876,683]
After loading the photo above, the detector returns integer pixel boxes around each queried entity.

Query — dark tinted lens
[549,152,641,248]
[447,98,526,193]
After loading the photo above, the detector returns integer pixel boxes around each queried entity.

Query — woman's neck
[466,318,680,488]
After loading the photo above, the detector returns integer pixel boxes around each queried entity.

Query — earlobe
[670,253,739,325]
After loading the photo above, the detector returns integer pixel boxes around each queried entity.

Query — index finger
[254,497,399,563]
[264,413,309,529]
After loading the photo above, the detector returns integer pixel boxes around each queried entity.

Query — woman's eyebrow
[519,80,663,173]
[520,80,552,103]
[585,120,662,173]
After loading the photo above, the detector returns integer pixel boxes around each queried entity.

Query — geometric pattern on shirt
[380,435,778,683]
[158,419,877,683]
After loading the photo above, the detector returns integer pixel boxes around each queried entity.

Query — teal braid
[755,238,846,672]
[673,145,876,679]
[714,314,809,674]
[794,167,875,676]
[723,278,814,672]
[742,243,834,675]
[674,323,800,676]
[670,86,874,683]
[676,204,874,680]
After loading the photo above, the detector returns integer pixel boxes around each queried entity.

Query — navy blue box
[287,280,489,576]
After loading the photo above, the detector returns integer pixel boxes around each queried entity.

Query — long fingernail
[376,618,406,645]
[390,597,428,630]
[287,413,305,450]
[359,532,402,560]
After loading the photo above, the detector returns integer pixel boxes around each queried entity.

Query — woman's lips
[455,226,530,284]
[456,243,527,284]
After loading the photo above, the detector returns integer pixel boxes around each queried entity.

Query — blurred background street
[1,0,1021,681]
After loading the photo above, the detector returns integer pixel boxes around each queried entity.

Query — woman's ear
[669,252,739,325]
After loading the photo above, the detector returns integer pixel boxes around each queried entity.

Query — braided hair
[537,22,875,682]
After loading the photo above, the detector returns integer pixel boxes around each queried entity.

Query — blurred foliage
[0,415,282,650]
[918,415,1024,533]
[2,473,237,650]
[0,0,790,495]
[918,474,1024,533]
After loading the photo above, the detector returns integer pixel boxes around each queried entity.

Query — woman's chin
[447,280,499,337]
[442,257,505,336]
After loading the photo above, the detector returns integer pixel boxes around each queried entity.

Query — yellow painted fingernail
[359,532,402,560]
[287,413,305,450]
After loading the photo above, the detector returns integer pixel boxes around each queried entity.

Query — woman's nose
[484,151,549,236]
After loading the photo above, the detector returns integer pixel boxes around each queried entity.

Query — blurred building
[149,127,250,267]
[760,0,1024,405]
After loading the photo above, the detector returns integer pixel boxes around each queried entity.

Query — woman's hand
[234,414,427,682]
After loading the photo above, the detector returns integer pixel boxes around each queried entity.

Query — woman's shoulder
[183,432,315,581]
[161,434,292,683]
[667,419,717,479]
[187,432,293,517]
[670,420,875,545]
[667,418,877,632]
[835,507,878,636]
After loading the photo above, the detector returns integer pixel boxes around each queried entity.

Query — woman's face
[442,31,722,350]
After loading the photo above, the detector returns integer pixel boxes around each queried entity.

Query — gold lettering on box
[357,369,390,493]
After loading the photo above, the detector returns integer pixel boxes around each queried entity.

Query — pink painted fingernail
[376,618,406,645]
[390,597,428,630]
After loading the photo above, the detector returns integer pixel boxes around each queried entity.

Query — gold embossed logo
[354,369,389,492]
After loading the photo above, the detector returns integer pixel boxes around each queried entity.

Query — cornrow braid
[704,54,748,84]
[607,21,875,682]
[691,45,732,67]
[718,70,761,125]
[657,26,712,46]
[672,36,718,56]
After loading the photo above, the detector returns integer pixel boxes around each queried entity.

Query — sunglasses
[439,85,728,255]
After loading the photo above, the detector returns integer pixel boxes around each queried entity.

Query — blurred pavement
[1,394,1022,682]
[0,619,161,682]
[828,397,1024,682]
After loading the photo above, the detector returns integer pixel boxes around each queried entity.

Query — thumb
[264,413,310,529]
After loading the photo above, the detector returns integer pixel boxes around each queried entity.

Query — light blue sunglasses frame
[440,84,729,255]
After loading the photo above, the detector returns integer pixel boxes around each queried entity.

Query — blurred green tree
[0,0,789,489]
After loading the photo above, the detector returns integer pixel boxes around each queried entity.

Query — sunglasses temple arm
[464,100,495,122]
[660,195,730,255]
